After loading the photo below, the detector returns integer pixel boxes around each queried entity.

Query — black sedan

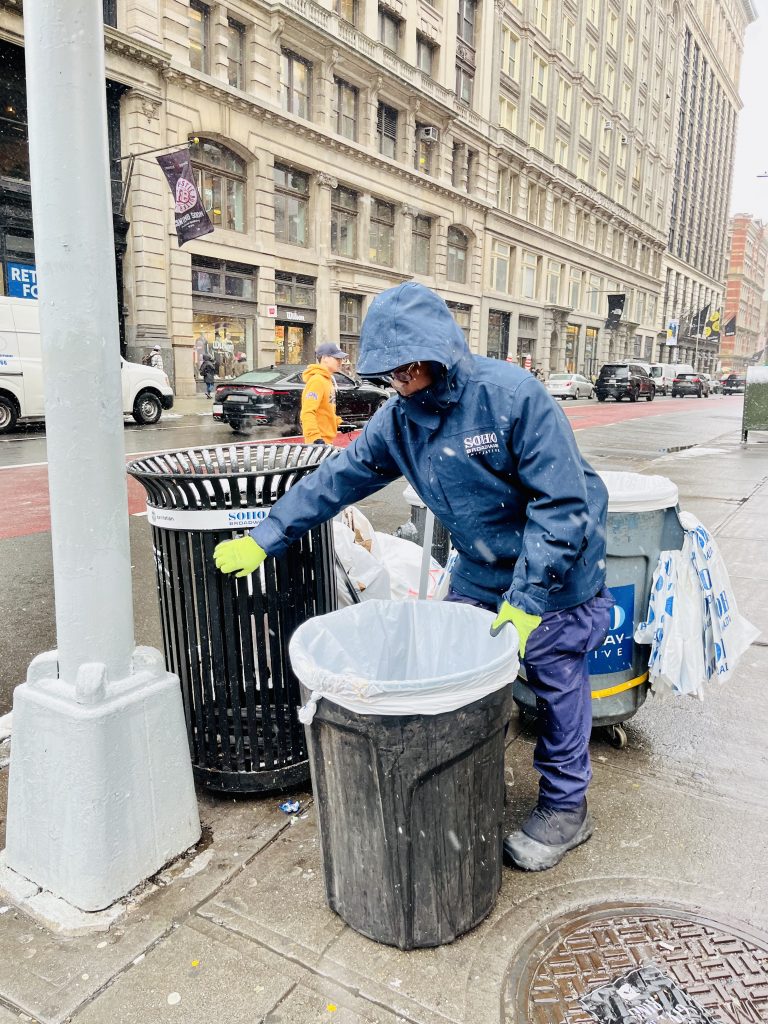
[671,373,709,398]
[213,365,391,435]
[721,373,746,395]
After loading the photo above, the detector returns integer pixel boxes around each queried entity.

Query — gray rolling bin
[514,471,684,748]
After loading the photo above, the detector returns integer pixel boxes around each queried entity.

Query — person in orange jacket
[301,342,346,444]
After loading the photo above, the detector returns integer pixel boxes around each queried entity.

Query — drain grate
[506,902,768,1023]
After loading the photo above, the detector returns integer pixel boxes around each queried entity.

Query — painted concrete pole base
[5,646,201,913]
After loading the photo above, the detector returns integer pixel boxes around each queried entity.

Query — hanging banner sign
[605,294,626,329]
[156,148,214,246]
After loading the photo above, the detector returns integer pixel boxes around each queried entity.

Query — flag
[157,148,213,246]
[704,308,721,341]
[723,315,736,337]
[689,304,710,337]
[605,294,626,329]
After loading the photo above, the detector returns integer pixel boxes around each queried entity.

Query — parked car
[595,363,656,402]
[212,364,391,434]
[721,373,747,395]
[0,296,174,433]
[545,372,595,400]
[671,372,709,398]
[700,372,721,394]
[648,361,695,396]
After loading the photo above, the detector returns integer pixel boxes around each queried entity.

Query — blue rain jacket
[249,283,608,615]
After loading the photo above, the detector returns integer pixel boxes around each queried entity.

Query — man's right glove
[313,438,326,445]
[214,537,267,578]
[489,601,542,658]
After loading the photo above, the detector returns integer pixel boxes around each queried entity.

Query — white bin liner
[599,471,679,513]
[290,599,519,722]
[635,512,760,698]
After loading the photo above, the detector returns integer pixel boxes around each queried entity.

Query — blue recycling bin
[513,471,684,747]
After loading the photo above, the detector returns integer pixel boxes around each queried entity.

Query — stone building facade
[722,213,768,372]
[0,0,756,395]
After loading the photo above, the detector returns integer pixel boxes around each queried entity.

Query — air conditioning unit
[418,125,440,144]
[620,134,629,144]
[603,120,613,130]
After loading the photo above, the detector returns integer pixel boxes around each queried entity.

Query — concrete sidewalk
[1,417,767,1023]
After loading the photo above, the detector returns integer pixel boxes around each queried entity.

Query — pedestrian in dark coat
[200,355,216,398]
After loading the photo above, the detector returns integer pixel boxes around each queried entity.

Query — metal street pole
[3,0,199,913]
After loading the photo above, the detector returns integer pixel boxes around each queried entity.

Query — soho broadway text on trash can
[128,442,338,793]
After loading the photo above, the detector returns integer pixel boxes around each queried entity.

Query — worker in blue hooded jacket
[215,282,613,872]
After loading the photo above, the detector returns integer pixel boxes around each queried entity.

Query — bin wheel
[605,724,627,749]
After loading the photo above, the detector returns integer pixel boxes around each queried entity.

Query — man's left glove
[490,600,542,658]
[214,537,267,578]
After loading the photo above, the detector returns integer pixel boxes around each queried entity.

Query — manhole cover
[507,902,768,1023]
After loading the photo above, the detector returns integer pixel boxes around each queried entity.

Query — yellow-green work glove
[490,600,542,658]
[214,537,267,578]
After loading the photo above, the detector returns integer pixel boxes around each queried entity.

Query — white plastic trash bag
[635,513,759,698]
[333,520,391,606]
[289,599,519,723]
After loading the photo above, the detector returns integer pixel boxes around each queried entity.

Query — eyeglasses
[387,362,420,384]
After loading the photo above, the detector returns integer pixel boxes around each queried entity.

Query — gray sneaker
[503,800,593,871]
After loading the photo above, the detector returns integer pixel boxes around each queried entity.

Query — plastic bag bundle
[635,513,759,698]
[289,599,519,722]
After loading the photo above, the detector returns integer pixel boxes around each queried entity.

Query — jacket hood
[302,363,332,383]
[357,283,471,377]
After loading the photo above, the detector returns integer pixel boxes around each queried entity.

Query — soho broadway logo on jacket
[463,431,500,456]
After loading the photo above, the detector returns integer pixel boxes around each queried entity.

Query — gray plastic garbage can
[290,601,517,949]
[514,471,684,748]
[127,442,337,793]
[395,484,451,566]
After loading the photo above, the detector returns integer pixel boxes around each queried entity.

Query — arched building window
[190,139,246,232]
[446,226,469,283]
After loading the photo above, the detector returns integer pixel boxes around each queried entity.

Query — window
[191,139,246,231]
[534,0,549,35]
[499,96,518,133]
[457,0,476,45]
[562,17,574,60]
[528,117,545,151]
[527,182,546,225]
[585,42,597,83]
[552,196,569,235]
[521,250,539,299]
[554,137,569,165]
[489,239,512,292]
[333,78,358,141]
[575,208,589,245]
[496,167,518,213]
[617,137,627,168]
[569,267,583,309]
[557,77,572,120]
[580,99,593,139]
[414,124,434,174]
[339,293,363,363]
[456,63,474,105]
[447,302,471,341]
[273,163,309,246]
[379,8,401,51]
[624,34,634,70]
[531,54,548,103]
[227,18,245,88]
[417,34,436,75]
[605,62,616,101]
[412,215,432,274]
[547,260,562,304]
[607,8,618,48]
[377,102,398,158]
[597,167,608,192]
[275,271,316,307]
[622,81,632,116]
[615,178,625,205]
[577,153,589,180]
[331,186,358,257]
[501,26,519,79]
[281,50,312,119]
[588,273,603,314]
[587,0,600,24]
[192,257,256,300]
[335,0,357,25]
[369,199,395,266]
[189,1,209,72]
[447,227,468,283]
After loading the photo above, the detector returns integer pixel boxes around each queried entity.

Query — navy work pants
[446,587,614,809]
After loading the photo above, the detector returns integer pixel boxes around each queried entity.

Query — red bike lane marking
[0,430,361,541]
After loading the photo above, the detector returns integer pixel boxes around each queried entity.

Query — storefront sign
[265,305,277,317]
[157,148,214,246]
[284,310,306,322]
[6,262,38,299]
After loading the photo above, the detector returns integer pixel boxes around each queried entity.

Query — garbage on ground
[278,799,301,814]
[333,506,442,604]
[635,512,759,698]
[290,599,519,723]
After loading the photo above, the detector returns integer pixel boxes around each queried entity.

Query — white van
[0,296,174,434]
[649,362,695,396]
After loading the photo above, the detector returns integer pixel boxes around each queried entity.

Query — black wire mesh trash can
[127,443,337,794]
